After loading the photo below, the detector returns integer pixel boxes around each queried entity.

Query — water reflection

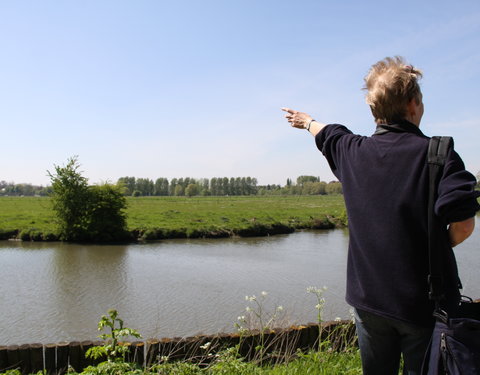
[49,244,129,341]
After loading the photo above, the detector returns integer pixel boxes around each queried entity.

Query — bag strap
[427,136,453,311]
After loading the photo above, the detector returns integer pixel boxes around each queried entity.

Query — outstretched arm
[449,217,475,247]
[281,107,326,136]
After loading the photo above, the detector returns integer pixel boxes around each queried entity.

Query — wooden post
[145,339,159,366]
[56,342,70,375]
[18,344,31,375]
[305,323,320,350]
[0,346,9,372]
[44,344,57,374]
[6,345,20,372]
[29,343,44,374]
[126,341,144,367]
[68,341,82,372]
[79,341,96,369]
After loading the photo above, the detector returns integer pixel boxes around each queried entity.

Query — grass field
[0,195,347,241]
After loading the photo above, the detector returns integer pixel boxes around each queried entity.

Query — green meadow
[0,195,347,241]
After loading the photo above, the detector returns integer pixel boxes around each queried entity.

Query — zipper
[441,333,449,375]
[441,332,462,375]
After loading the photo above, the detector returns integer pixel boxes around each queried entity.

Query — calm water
[1,225,479,346]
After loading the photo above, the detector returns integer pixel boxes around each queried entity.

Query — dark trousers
[354,308,433,375]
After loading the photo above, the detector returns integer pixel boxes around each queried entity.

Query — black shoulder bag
[422,136,480,375]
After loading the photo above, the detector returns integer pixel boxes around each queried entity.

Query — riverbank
[0,195,347,241]
[0,321,358,375]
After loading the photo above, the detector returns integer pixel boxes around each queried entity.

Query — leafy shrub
[85,184,129,242]
[48,157,129,242]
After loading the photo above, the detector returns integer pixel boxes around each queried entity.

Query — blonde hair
[364,56,423,124]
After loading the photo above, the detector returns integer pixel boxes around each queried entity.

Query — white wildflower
[349,308,356,323]
[261,291,268,296]
[200,342,211,350]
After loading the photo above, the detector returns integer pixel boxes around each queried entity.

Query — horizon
[1,174,335,188]
[1,0,479,186]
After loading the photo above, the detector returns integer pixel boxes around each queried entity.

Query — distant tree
[222,177,229,195]
[136,178,154,196]
[326,181,343,194]
[250,177,258,194]
[210,178,218,195]
[174,184,184,196]
[297,175,320,186]
[169,178,178,196]
[117,177,136,196]
[154,178,169,196]
[199,178,210,195]
[39,186,53,196]
[311,181,327,195]
[185,183,199,197]
[132,190,141,197]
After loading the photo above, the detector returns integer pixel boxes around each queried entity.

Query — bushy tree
[49,157,129,242]
[86,184,129,242]
[48,157,90,241]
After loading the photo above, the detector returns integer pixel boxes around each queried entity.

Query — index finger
[281,107,297,114]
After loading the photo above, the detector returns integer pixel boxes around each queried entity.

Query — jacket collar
[374,120,425,137]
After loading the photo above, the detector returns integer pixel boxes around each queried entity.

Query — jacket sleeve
[315,124,353,180]
[435,146,480,223]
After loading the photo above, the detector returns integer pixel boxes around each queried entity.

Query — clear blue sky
[1,0,479,186]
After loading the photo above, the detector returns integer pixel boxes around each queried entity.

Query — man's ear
[405,98,419,123]
[406,98,417,117]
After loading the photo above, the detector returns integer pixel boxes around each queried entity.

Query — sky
[1,0,479,186]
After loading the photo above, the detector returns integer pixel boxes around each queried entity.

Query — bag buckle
[433,309,449,324]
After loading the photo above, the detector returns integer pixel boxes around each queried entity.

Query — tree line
[5,171,480,198]
[0,175,343,197]
[117,176,259,197]
[0,181,52,196]
[116,175,343,197]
